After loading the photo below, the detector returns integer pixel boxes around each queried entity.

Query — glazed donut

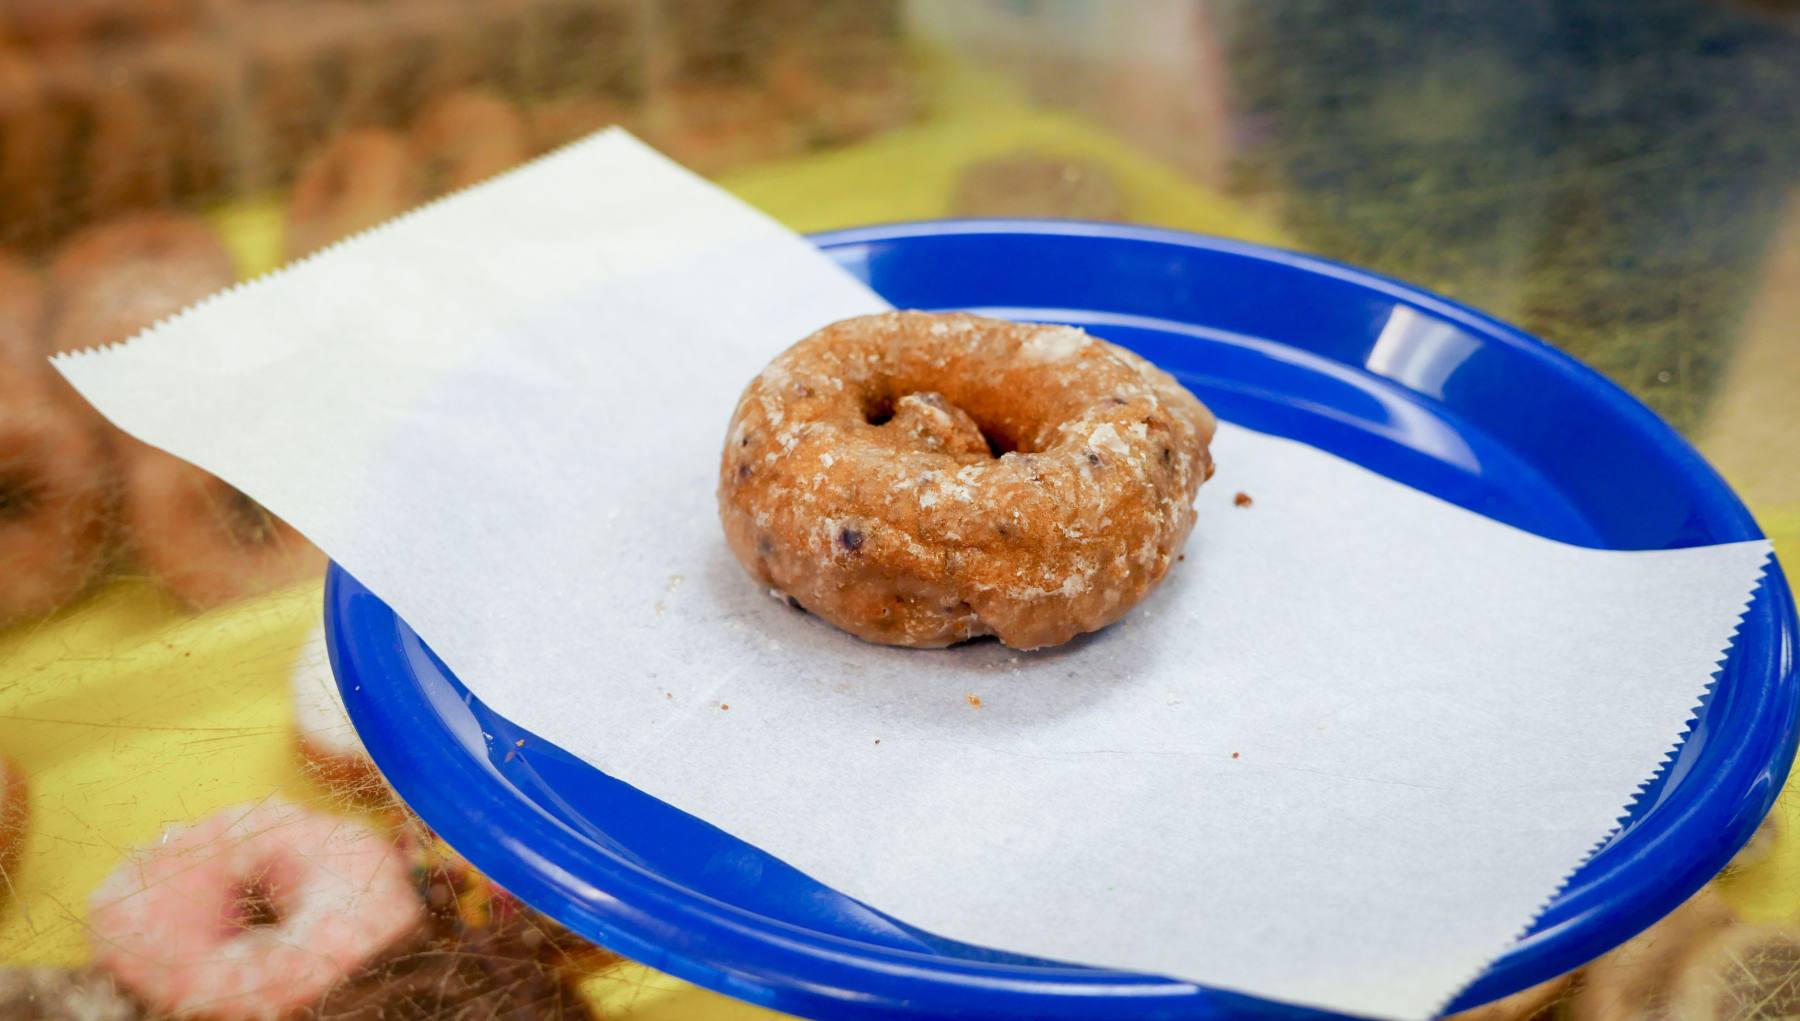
[0,967,137,1021]
[0,54,69,247]
[89,800,423,1021]
[73,60,178,221]
[719,312,1216,650]
[0,378,111,626]
[410,89,531,198]
[284,130,420,262]
[291,622,392,805]
[49,212,235,355]
[0,755,26,891]
[0,251,47,370]
[118,436,324,609]
[0,0,210,49]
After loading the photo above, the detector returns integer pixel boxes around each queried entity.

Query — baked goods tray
[326,220,1798,1020]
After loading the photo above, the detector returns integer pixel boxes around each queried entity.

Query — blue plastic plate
[328,220,1798,1019]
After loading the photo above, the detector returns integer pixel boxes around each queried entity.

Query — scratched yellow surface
[5,49,1796,1021]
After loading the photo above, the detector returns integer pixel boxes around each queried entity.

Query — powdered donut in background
[0,966,138,1021]
[720,311,1215,650]
[284,129,419,261]
[291,621,390,805]
[88,801,423,1021]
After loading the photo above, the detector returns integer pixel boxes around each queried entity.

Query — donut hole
[862,394,895,427]
[224,869,288,933]
[866,390,1020,459]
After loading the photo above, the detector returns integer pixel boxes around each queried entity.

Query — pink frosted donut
[88,801,423,1021]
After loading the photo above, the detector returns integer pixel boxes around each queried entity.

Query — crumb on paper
[1231,752,1241,760]
[965,693,982,709]
[1177,554,1185,562]
[874,739,881,745]
[720,703,730,711]
[1234,491,1253,507]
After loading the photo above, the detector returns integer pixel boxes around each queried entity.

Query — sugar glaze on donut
[719,311,1215,651]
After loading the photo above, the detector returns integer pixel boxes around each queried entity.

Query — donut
[0,377,112,627]
[0,53,70,247]
[0,0,209,50]
[300,919,595,1021]
[410,89,531,198]
[653,81,801,176]
[1668,923,1800,1020]
[88,800,424,1021]
[0,755,27,892]
[719,312,1216,650]
[49,212,236,355]
[1567,887,1737,1021]
[765,37,915,146]
[291,622,392,805]
[0,967,138,1021]
[283,130,420,262]
[72,59,178,222]
[0,250,47,371]
[524,96,629,156]
[117,436,324,610]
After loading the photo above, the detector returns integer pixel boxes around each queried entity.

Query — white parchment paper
[54,130,1773,1020]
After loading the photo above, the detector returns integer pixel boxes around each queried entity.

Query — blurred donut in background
[1567,887,1738,1021]
[0,0,213,50]
[0,377,112,626]
[0,250,47,370]
[0,53,68,248]
[73,61,178,223]
[49,212,235,355]
[0,966,136,1021]
[290,622,392,807]
[117,437,323,610]
[524,95,629,155]
[1669,923,1800,1020]
[411,89,532,198]
[284,129,419,261]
